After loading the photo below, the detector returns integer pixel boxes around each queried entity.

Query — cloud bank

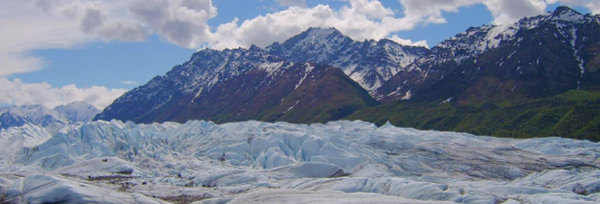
[0,78,126,109]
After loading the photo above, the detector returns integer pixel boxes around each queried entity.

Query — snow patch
[284,100,300,113]
[401,90,412,100]
[294,63,314,90]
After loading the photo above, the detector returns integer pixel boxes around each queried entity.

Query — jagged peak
[551,6,584,22]
[303,27,343,37]
[276,27,350,50]
[248,44,262,51]
[552,6,582,17]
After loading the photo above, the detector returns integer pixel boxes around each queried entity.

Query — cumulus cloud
[398,0,546,26]
[34,0,148,42]
[399,0,598,25]
[482,0,547,25]
[129,0,217,48]
[275,0,307,8]
[206,0,598,49]
[210,0,412,49]
[0,0,147,77]
[0,1,88,76]
[0,78,126,109]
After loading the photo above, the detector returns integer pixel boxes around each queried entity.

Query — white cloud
[120,80,138,85]
[388,35,429,48]
[129,0,217,48]
[482,0,547,25]
[210,5,337,49]
[397,0,547,26]
[275,0,307,8]
[35,0,148,42]
[0,0,147,77]
[209,0,413,49]
[0,78,126,109]
[0,1,89,76]
[399,0,599,26]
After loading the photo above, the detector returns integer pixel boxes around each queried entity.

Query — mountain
[0,105,66,129]
[97,46,292,123]
[377,6,600,103]
[352,7,600,140]
[97,7,600,140]
[266,27,429,93]
[1,120,600,203]
[0,102,99,129]
[95,45,378,123]
[54,101,100,122]
[96,27,420,123]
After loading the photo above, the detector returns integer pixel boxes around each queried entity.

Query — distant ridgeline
[96,7,600,141]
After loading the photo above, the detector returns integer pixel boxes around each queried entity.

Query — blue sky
[0,0,596,109]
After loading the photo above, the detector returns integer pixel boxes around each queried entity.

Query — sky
[0,0,598,109]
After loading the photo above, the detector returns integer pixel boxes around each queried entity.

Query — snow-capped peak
[265,27,428,93]
[303,27,341,39]
[274,27,350,57]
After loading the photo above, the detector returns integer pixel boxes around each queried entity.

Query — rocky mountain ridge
[96,6,600,140]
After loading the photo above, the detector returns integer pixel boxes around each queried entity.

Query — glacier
[1,120,599,203]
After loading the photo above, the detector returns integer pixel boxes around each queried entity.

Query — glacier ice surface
[1,120,599,203]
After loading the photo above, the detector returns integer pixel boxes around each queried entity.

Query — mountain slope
[156,63,376,123]
[95,46,288,122]
[377,6,600,103]
[261,64,378,123]
[96,27,425,124]
[348,90,600,141]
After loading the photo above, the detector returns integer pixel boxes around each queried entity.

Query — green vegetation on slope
[346,90,600,141]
